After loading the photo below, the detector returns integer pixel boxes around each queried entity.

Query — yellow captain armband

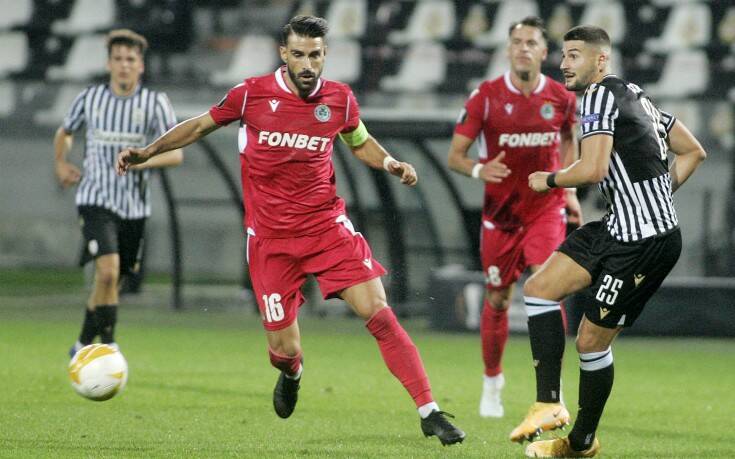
[338,120,369,147]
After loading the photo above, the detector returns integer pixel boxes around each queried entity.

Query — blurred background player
[447,17,581,419]
[55,29,183,357]
[115,16,465,446]
[522,26,706,457]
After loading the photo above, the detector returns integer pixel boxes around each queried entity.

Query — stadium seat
[325,0,367,39]
[210,35,278,86]
[0,0,32,30]
[646,50,709,98]
[646,2,712,51]
[321,40,361,85]
[388,0,456,44]
[46,34,107,82]
[380,41,446,92]
[34,84,87,126]
[473,0,539,48]
[0,80,15,117]
[0,32,29,77]
[467,46,508,91]
[51,0,116,35]
[579,1,626,45]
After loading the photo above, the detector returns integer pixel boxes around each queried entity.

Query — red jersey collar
[503,71,547,95]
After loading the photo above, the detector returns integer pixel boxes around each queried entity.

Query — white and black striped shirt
[63,84,177,219]
[580,75,678,242]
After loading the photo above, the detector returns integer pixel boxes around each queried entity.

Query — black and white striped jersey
[63,84,177,219]
[579,75,678,242]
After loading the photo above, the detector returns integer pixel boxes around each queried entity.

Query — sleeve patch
[582,113,601,124]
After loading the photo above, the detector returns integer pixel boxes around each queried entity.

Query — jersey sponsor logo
[581,113,601,124]
[269,99,280,112]
[504,103,513,115]
[91,129,146,147]
[257,130,331,152]
[540,102,555,120]
[314,104,331,122]
[498,131,559,147]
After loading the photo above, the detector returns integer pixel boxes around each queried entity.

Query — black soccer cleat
[273,372,300,419]
[420,410,466,446]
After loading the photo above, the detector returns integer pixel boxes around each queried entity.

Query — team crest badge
[314,104,331,122]
[540,102,555,120]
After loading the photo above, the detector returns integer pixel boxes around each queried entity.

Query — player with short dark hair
[448,16,581,420]
[55,28,183,358]
[519,25,706,457]
[115,15,465,446]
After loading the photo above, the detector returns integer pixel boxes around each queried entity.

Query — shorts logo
[634,273,646,287]
[599,307,610,319]
[540,102,554,120]
[363,258,373,270]
[88,240,99,256]
[314,104,331,122]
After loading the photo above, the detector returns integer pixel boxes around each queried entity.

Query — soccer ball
[68,344,128,401]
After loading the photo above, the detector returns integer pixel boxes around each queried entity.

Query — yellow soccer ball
[68,344,128,401]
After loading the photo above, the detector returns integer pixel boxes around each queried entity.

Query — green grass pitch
[0,270,731,458]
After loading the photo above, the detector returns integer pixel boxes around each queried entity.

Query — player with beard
[448,17,581,422]
[116,15,465,446]
[521,26,706,457]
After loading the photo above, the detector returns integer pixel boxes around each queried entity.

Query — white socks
[418,401,440,419]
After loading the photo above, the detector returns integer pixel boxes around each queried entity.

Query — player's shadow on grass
[134,381,266,398]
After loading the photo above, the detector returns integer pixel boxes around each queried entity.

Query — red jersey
[454,72,577,229]
[210,67,361,238]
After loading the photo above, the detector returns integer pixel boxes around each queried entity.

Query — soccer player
[55,29,183,357]
[115,16,465,445]
[519,26,706,457]
[447,16,581,419]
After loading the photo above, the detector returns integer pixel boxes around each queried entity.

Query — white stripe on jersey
[63,84,177,219]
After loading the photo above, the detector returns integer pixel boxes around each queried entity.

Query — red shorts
[247,216,386,331]
[480,209,566,291]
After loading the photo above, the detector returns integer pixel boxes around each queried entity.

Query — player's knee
[523,273,551,299]
[575,333,607,354]
[356,298,389,320]
[486,290,510,310]
[95,265,119,289]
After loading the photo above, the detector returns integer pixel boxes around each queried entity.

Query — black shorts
[558,221,681,328]
[78,206,145,276]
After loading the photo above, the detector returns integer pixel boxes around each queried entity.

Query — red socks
[480,300,509,377]
[269,347,302,377]
[366,307,433,407]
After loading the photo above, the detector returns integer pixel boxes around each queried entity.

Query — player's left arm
[341,121,417,186]
[667,119,706,193]
[529,133,612,192]
[129,149,183,170]
[560,122,583,224]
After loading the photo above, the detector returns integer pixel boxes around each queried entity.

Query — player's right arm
[117,82,250,175]
[447,133,510,183]
[53,126,81,188]
[667,119,706,193]
[447,86,510,183]
[116,112,219,175]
